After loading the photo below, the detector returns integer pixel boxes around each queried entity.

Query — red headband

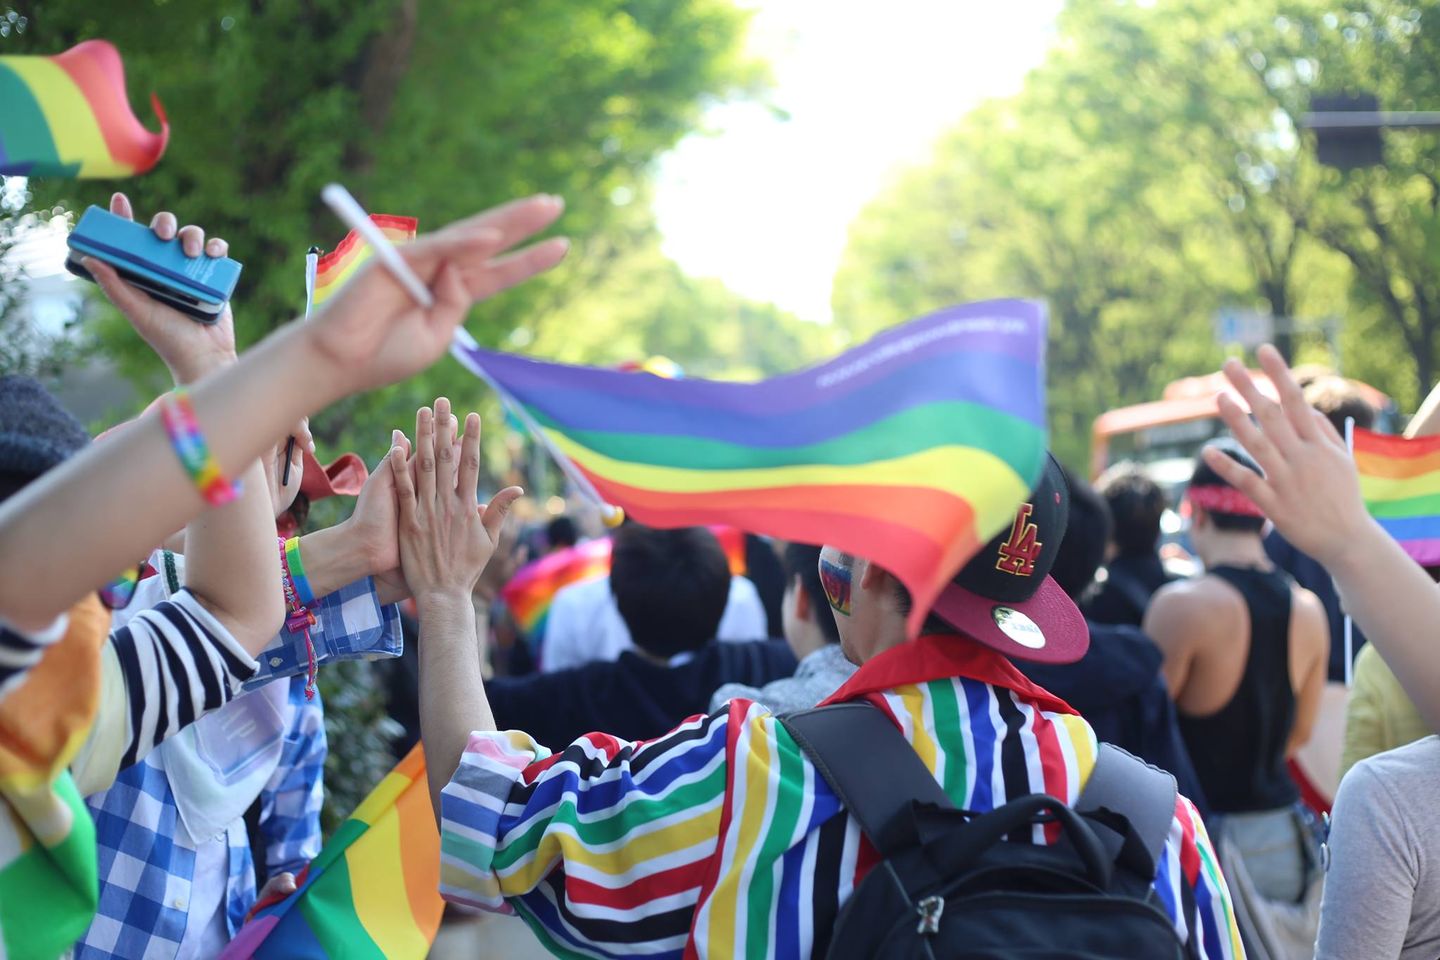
[1187,485,1265,519]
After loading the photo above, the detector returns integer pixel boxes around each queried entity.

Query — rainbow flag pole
[452,328,625,526]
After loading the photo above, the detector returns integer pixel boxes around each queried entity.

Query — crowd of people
[5,192,1440,960]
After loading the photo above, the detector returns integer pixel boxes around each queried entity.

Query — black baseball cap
[929,453,1089,664]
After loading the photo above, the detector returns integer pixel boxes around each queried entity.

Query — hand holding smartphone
[66,204,243,323]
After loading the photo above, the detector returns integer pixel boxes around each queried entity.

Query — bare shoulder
[1150,575,1237,613]
[1290,584,1330,649]
[1145,576,1239,640]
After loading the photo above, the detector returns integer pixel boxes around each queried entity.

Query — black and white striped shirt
[3,589,259,780]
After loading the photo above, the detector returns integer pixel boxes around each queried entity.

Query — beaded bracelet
[159,388,240,506]
[278,536,319,701]
[284,537,316,606]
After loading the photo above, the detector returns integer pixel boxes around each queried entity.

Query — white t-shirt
[541,574,768,673]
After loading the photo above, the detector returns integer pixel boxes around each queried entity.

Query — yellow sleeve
[1340,646,1393,780]
[69,644,129,796]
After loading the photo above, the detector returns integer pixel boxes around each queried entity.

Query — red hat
[929,453,1089,665]
[299,449,367,501]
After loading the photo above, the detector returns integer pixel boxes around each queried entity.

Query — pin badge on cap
[992,606,1046,649]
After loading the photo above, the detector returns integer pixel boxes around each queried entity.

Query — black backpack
[781,702,1195,960]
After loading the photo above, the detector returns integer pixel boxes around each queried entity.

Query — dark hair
[1050,471,1112,601]
[546,515,578,550]
[1189,438,1265,533]
[1097,463,1167,557]
[892,579,959,637]
[282,491,311,533]
[782,543,840,643]
[610,525,731,658]
[0,472,30,505]
[1304,376,1376,434]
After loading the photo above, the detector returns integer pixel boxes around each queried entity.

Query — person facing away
[710,542,856,714]
[1145,440,1328,905]
[540,521,769,672]
[1084,462,1176,627]
[545,515,578,553]
[482,525,796,749]
[1021,469,1209,818]
[422,452,1242,959]
[1265,376,1377,682]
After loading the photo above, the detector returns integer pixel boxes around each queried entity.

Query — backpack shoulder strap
[1075,742,1178,875]
[781,702,951,856]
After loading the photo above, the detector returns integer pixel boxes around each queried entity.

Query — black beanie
[0,375,90,483]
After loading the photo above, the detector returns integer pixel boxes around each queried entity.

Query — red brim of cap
[299,450,368,501]
[930,576,1089,664]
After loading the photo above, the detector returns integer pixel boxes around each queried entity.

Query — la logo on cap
[995,503,1042,576]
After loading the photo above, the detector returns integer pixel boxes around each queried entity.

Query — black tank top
[1176,565,1299,813]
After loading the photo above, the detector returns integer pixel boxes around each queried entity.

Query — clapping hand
[391,397,523,605]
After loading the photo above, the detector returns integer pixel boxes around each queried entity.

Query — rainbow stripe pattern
[1355,427,1440,564]
[312,215,418,307]
[220,746,443,960]
[0,596,110,958]
[437,636,1241,958]
[456,299,1048,635]
[502,526,747,639]
[0,40,169,178]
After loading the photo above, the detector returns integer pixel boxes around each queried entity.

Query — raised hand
[305,196,569,394]
[1203,344,1375,566]
[391,399,522,603]
[83,192,238,385]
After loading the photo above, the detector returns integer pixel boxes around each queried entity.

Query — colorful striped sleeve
[1154,794,1244,959]
[440,707,733,959]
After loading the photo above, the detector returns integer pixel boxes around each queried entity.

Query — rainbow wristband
[159,388,240,506]
[284,537,316,606]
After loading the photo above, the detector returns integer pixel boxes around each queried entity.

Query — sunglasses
[98,561,148,611]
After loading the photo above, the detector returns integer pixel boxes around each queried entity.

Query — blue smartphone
[65,205,243,323]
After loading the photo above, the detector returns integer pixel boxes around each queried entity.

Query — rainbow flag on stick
[1355,427,1440,564]
[503,526,748,639]
[0,40,169,178]
[456,299,1049,636]
[311,215,418,307]
[220,746,443,960]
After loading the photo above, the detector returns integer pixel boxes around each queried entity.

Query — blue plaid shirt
[75,581,400,959]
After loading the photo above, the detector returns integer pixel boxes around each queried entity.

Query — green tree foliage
[835,0,1440,469]
[7,0,770,440]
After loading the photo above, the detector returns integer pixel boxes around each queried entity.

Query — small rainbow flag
[0,40,169,178]
[502,526,747,639]
[311,215,418,307]
[458,300,1048,635]
[220,746,443,960]
[1355,427,1440,565]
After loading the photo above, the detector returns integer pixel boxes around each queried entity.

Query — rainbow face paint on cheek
[819,558,852,616]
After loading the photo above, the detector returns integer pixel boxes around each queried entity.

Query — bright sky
[653,0,1064,324]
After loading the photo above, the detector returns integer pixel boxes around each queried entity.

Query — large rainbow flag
[0,40,169,178]
[503,526,748,639]
[456,299,1049,635]
[1355,427,1440,564]
[311,214,418,307]
[220,746,443,960]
